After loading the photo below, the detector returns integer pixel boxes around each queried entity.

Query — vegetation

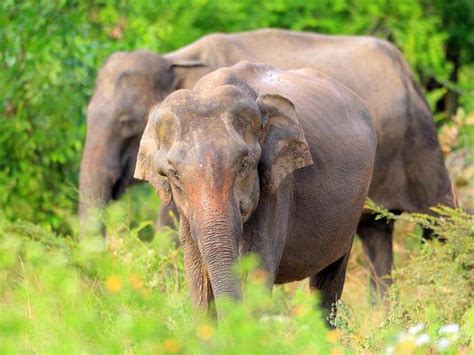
[0,202,472,353]
[0,1,473,353]
[1,0,473,228]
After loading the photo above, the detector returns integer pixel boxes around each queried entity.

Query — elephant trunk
[78,133,121,237]
[193,205,242,319]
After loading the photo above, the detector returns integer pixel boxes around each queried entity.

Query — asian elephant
[79,29,454,294]
[134,62,377,318]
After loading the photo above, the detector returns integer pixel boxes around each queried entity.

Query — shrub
[334,201,474,353]
[0,202,472,353]
[1,0,472,231]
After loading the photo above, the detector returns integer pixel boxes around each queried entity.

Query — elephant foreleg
[309,252,350,317]
[156,200,179,229]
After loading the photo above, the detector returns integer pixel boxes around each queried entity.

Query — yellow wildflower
[163,339,181,353]
[197,324,214,341]
[105,275,122,293]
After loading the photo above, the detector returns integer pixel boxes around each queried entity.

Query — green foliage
[333,201,474,353]
[0,2,472,352]
[380,205,472,323]
[0,0,472,230]
[0,216,334,354]
[1,2,100,229]
[0,201,472,353]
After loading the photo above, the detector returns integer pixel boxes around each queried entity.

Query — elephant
[79,28,454,294]
[134,62,377,318]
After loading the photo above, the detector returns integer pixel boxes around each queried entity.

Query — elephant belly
[271,169,362,284]
[274,229,353,284]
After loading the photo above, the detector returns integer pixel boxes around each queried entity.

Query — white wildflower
[415,333,430,346]
[439,323,459,335]
[437,338,451,351]
[408,323,425,335]
[385,345,394,355]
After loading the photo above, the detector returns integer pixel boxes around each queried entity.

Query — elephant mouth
[111,158,133,200]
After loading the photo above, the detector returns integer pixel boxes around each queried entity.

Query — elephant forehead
[161,85,255,118]
[96,51,168,99]
[158,86,260,144]
[160,91,220,118]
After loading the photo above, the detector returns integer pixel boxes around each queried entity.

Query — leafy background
[1,0,473,230]
[0,1,473,353]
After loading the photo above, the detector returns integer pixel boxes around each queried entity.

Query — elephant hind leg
[357,217,394,300]
[309,252,351,317]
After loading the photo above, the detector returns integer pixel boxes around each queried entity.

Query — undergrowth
[0,201,472,354]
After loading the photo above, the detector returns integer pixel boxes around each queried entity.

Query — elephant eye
[168,168,180,183]
[119,114,137,131]
[168,168,184,192]
[239,156,253,177]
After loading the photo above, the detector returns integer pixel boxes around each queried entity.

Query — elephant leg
[357,217,394,299]
[179,218,213,310]
[156,200,179,229]
[309,252,350,314]
[421,220,446,243]
[155,201,180,246]
[422,227,435,241]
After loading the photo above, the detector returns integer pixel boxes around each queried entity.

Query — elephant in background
[79,28,454,295]
[134,62,377,318]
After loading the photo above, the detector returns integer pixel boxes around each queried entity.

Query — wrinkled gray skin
[79,29,454,294]
[135,62,377,318]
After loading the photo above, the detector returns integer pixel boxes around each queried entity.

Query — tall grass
[0,198,472,353]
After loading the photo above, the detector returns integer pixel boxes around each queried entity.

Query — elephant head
[79,50,205,236]
[135,78,312,315]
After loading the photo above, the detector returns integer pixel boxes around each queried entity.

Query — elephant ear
[257,94,313,194]
[134,106,172,205]
[170,59,206,68]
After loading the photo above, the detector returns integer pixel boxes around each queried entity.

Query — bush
[0,217,334,353]
[0,202,472,353]
[1,0,473,230]
[334,201,474,353]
